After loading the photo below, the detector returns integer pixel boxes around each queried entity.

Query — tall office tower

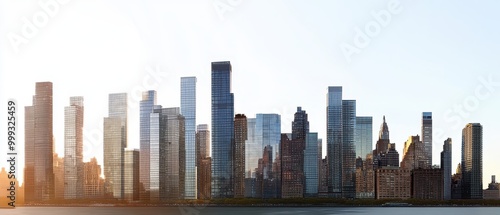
[342,100,356,198]
[181,77,197,199]
[441,138,452,200]
[84,157,104,199]
[355,117,373,160]
[304,132,319,197]
[103,93,127,199]
[282,107,309,198]
[211,61,235,198]
[124,149,140,201]
[234,114,247,198]
[327,86,342,197]
[245,118,258,178]
[196,124,211,199]
[256,114,282,163]
[400,135,426,170]
[139,90,157,200]
[159,107,185,200]
[64,96,84,199]
[422,112,433,168]
[24,82,54,201]
[461,123,483,199]
[53,153,64,200]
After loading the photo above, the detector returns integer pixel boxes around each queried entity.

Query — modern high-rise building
[441,138,452,200]
[245,118,258,178]
[256,114,281,163]
[84,157,104,199]
[181,77,197,199]
[461,123,483,199]
[159,107,185,200]
[234,114,247,198]
[139,90,157,200]
[64,96,84,199]
[211,61,235,198]
[342,100,356,198]
[401,135,426,170]
[124,149,140,201]
[355,117,373,161]
[304,132,319,197]
[25,82,54,201]
[103,93,127,199]
[196,124,211,199]
[327,86,342,197]
[422,112,433,168]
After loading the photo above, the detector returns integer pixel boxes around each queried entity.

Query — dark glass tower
[327,86,342,197]
[211,61,235,198]
[342,100,356,198]
[461,123,483,199]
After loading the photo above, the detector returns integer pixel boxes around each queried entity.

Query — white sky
[1,0,500,188]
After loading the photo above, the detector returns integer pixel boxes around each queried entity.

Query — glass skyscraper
[342,100,356,198]
[256,114,281,163]
[304,132,319,197]
[64,96,84,199]
[139,90,157,200]
[211,61,235,198]
[104,93,127,199]
[355,116,372,160]
[461,123,483,199]
[25,82,54,201]
[245,118,258,178]
[327,86,342,196]
[181,77,197,199]
[422,112,433,168]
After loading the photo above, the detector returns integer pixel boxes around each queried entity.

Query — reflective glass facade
[139,90,157,200]
[342,100,356,198]
[64,96,84,199]
[211,61,234,198]
[304,132,319,197]
[181,77,197,199]
[355,116,372,160]
[327,86,342,195]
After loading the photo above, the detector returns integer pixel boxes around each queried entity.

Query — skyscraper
[139,90,157,200]
[64,96,84,199]
[25,82,54,201]
[245,118,258,178]
[211,61,235,198]
[124,149,140,201]
[196,124,211,199]
[181,77,197,199]
[103,93,127,199]
[422,112,433,168]
[234,114,247,198]
[159,107,185,200]
[304,132,319,197]
[461,123,483,199]
[441,138,452,200]
[355,117,372,160]
[327,86,342,197]
[342,100,356,198]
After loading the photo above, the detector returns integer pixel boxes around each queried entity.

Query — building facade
[181,77,197,199]
[375,167,411,199]
[401,135,426,170]
[327,86,342,197]
[84,158,104,199]
[211,61,235,198]
[412,168,443,200]
[234,114,247,198]
[139,90,157,200]
[461,123,483,199]
[422,112,433,168]
[355,116,373,161]
[196,124,211,199]
[25,82,54,201]
[124,149,140,201]
[304,132,319,197]
[64,96,84,199]
[342,100,356,198]
[441,138,452,200]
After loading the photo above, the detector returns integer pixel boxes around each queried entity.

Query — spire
[379,115,389,140]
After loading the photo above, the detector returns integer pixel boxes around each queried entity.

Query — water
[2,207,500,215]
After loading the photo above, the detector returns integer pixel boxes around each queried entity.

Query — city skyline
[1,1,500,192]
